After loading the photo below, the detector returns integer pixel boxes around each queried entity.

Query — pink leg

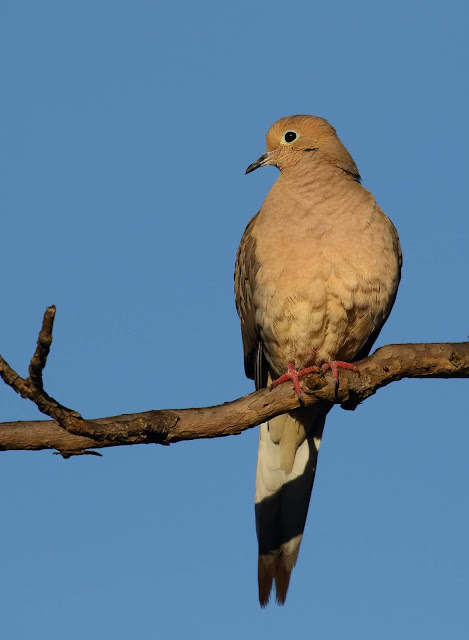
[321,360,358,385]
[271,362,320,398]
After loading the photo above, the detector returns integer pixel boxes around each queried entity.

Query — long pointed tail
[255,403,330,606]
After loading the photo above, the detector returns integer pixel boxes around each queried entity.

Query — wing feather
[234,213,262,382]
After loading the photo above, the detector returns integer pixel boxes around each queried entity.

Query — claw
[321,360,359,386]
[271,362,320,399]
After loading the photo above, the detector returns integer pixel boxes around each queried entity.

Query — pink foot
[271,362,320,398]
[321,360,358,385]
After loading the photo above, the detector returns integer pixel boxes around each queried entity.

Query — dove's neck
[271,157,361,210]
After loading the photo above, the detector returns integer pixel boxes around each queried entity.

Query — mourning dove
[235,115,401,606]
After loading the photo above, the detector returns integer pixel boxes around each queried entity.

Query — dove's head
[245,115,360,181]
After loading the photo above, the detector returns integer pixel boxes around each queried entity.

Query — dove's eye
[282,130,298,144]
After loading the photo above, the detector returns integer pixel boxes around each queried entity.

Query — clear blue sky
[1,1,468,638]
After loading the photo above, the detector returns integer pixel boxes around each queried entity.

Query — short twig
[0,306,99,445]
[28,305,56,389]
[53,449,103,459]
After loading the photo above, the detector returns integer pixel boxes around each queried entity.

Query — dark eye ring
[284,131,297,143]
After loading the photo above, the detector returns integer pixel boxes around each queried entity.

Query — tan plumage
[234,115,401,606]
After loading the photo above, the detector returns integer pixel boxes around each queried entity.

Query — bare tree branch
[0,307,468,456]
[0,306,99,447]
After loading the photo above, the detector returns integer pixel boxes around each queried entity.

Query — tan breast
[250,163,401,376]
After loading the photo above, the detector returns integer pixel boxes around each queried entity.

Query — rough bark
[0,307,467,457]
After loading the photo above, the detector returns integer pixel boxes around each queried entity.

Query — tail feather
[258,544,302,607]
[258,554,276,608]
[274,554,294,605]
[255,403,330,606]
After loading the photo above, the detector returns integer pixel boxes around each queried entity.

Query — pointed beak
[245,151,274,175]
